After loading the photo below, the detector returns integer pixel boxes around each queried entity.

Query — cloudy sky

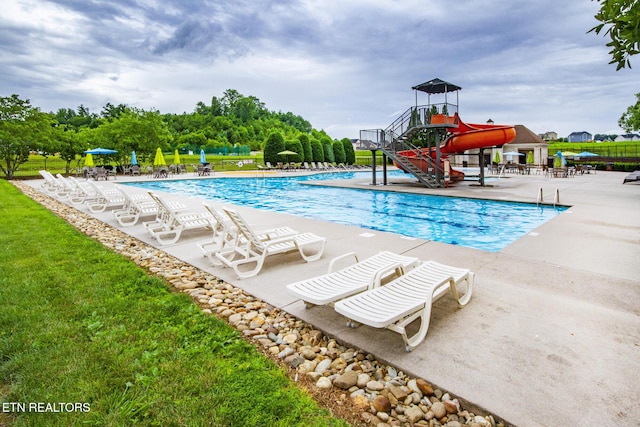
[2,0,638,139]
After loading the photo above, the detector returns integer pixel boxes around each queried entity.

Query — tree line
[0,89,355,179]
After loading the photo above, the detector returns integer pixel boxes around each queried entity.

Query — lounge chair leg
[115,213,139,227]
[215,252,265,279]
[154,228,183,245]
[450,272,474,307]
[296,240,326,262]
[397,305,432,352]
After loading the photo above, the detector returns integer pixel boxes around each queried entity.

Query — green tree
[590,0,640,70]
[341,138,356,164]
[299,134,312,163]
[263,131,285,165]
[310,138,324,163]
[332,140,346,164]
[619,92,640,131]
[55,127,84,173]
[322,137,335,163]
[0,94,54,179]
[285,140,304,163]
[101,102,128,121]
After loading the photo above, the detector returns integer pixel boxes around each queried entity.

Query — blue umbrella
[131,151,138,165]
[84,147,118,155]
[576,151,598,157]
[200,149,207,164]
[553,150,566,168]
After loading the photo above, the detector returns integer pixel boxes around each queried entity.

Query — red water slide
[396,113,516,182]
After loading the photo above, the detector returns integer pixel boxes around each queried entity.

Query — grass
[0,180,348,427]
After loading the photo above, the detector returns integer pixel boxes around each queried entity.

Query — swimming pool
[126,171,566,252]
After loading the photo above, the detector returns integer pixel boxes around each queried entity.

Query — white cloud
[1,0,638,138]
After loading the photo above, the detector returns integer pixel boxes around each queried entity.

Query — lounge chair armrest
[370,262,406,290]
[327,252,359,273]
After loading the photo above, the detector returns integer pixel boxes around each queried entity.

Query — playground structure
[360,78,516,187]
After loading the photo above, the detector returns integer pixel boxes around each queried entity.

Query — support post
[382,153,387,185]
[479,148,485,186]
[435,128,442,185]
[371,149,377,185]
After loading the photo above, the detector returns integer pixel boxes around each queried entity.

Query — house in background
[539,131,558,141]
[615,133,640,142]
[568,131,592,142]
[594,134,615,142]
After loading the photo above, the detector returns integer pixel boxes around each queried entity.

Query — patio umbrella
[553,151,566,168]
[174,149,181,165]
[576,151,598,157]
[561,151,579,157]
[526,151,534,164]
[154,147,166,166]
[200,149,207,165]
[85,153,94,167]
[131,151,138,165]
[493,151,501,164]
[84,147,118,155]
[504,151,524,158]
[278,150,299,163]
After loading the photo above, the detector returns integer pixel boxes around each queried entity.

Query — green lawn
[0,181,347,427]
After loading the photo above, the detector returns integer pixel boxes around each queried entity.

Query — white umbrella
[503,152,524,158]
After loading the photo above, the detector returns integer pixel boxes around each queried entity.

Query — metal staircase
[366,105,455,188]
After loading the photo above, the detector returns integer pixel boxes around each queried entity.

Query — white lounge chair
[214,206,326,279]
[333,260,474,352]
[39,170,69,197]
[54,174,98,204]
[67,177,98,204]
[144,192,214,245]
[197,202,297,265]
[86,182,125,213]
[112,185,182,227]
[287,251,420,307]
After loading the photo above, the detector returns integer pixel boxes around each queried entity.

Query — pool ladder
[537,188,560,206]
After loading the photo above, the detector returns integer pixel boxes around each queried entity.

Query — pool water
[126,171,566,252]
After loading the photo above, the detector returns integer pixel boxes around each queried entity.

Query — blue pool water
[126,171,565,252]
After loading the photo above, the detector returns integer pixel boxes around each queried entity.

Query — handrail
[536,188,543,206]
[359,102,460,188]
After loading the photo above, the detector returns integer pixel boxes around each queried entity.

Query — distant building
[594,134,614,142]
[503,125,548,165]
[614,133,640,142]
[539,131,558,141]
[567,131,592,142]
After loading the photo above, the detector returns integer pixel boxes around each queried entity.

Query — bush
[332,141,346,164]
[263,132,285,165]
[285,140,304,163]
[311,139,324,163]
[299,134,312,163]
[342,138,356,164]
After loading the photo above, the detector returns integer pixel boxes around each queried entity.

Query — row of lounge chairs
[37,171,474,350]
[261,161,368,171]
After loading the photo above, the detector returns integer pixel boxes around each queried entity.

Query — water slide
[396,113,516,182]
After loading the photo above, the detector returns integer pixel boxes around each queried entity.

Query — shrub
[263,131,285,165]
